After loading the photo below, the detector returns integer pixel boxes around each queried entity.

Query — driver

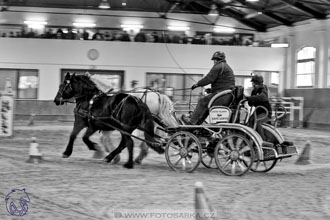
[181,51,235,125]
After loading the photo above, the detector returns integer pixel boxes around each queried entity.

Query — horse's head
[54,72,76,105]
[54,72,98,105]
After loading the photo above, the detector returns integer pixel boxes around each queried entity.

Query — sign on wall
[0,79,14,137]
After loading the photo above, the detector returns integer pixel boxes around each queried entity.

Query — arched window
[296,46,316,87]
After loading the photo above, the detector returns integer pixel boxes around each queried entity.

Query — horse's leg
[135,142,149,164]
[100,130,120,164]
[131,129,148,164]
[82,128,104,159]
[63,119,85,158]
[123,134,134,169]
[104,133,133,168]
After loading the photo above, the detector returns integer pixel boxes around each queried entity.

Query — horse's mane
[74,75,100,94]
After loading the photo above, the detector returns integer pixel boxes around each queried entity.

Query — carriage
[54,73,298,176]
[163,86,298,176]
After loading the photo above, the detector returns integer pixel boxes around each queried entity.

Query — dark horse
[53,73,164,168]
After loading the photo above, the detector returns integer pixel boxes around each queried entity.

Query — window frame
[146,72,203,102]
[0,68,39,99]
[60,69,125,90]
[296,46,316,88]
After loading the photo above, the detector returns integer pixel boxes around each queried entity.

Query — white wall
[0,38,286,99]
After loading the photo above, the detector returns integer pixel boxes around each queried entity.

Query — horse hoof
[62,154,70,158]
[112,155,121,164]
[134,158,142,165]
[123,163,133,169]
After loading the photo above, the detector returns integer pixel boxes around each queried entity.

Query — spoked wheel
[250,129,279,172]
[250,158,278,172]
[214,134,254,176]
[165,131,202,173]
[201,141,218,169]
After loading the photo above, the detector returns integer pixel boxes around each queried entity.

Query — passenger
[246,74,272,140]
[181,51,235,125]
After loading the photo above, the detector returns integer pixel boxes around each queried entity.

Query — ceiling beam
[210,1,266,31]
[220,8,266,31]
[234,0,293,26]
[279,0,327,19]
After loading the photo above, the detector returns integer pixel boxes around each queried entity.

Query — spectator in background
[16,31,22,38]
[103,31,112,41]
[121,31,131,41]
[9,32,15,38]
[92,30,103,40]
[231,34,242,46]
[26,29,36,38]
[181,33,188,44]
[134,31,147,42]
[171,34,181,43]
[55,28,65,39]
[130,80,138,90]
[82,29,89,40]
[151,31,159,42]
[159,33,171,43]
[204,33,212,45]
[65,27,76,40]
[146,33,154,42]
[113,31,123,41]
[75,30,83,40]
[44,28,54,39]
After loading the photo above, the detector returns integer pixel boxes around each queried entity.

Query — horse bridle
[57,80,75,104]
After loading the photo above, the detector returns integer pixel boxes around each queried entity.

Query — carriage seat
[207,86,245,124]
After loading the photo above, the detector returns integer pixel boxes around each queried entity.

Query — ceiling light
[246,0,259,2]
[73,22,96,27]
[244,11,261,19]
[121,24,143,31]
[168,26,190,31]
[213,27,235,33]
[208,4,219,16]
[122,0,127,6]
[271,43,289,48]
[121,24,144,29]
[99,0,110,9]
[24,20,47,25]
[24,20,47,28]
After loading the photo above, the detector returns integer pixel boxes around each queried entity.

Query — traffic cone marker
[295,141,312,165]
[26,137,43,164]
[195,182,217,220]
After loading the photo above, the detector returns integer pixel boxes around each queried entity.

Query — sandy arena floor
[0,121,330,220]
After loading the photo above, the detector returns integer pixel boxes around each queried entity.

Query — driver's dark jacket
[246,84,272,117]
[196,60,235,93]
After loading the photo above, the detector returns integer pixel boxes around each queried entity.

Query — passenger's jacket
[246,84,272,117]
[196,59,235,93]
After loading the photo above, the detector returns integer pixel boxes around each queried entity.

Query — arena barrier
[270,96,304,128]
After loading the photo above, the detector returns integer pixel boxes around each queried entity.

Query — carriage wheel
[250,158,278,172]
[201,141,218,169]
[249,129,280,172]
[214,134,254,176]
[165,131,202,173]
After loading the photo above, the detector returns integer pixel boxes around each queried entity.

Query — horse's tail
[140,103,165,154]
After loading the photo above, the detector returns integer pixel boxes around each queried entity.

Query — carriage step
[282,141,294,146]
[261,147,277,161]
[277,145,298,158]
[261,144,298,161]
